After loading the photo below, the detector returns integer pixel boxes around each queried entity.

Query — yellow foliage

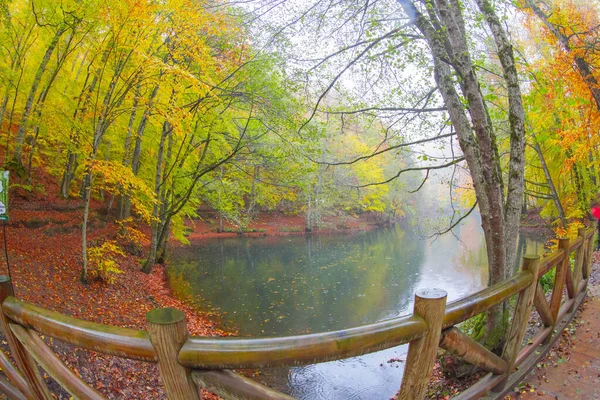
[88,160,157,223]
[115,218,146,252]
[87,241,126,284]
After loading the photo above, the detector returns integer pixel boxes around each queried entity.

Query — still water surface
[168,215,545,399]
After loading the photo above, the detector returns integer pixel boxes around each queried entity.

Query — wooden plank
[583,224,596,279]
[514,326,552,366]
[443,271,532,329]
[453,373,503,400]
[550,238,570,320]
[439,327,507,375]
[539,249,565,275]
[179,314,427,369]
[2,297,157,362]
[0,375,27,400]
[146,308,199,400]
[495,255,541,391]
[9,324,105,400]
[192,370,296,400]
[0,278,52,400]
[557,296,576,323]
[569,228,587,303]
[480,287,587,400]
[533,283,554,327]
[397,288,447,400]
[0,348,34,399]
[565,263,576,299]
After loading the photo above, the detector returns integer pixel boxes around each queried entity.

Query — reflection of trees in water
[168,226,424,336]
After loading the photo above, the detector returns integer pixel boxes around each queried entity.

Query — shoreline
[178,211,387,244]
[4,197,561,399]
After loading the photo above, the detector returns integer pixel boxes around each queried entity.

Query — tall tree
[241,0,527,348]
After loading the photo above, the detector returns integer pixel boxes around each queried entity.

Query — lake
[167,214,545,399]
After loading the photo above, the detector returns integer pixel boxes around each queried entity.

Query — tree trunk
[27,33,75,182]
[14,26,67,164]
[80,170,92,283]
[142,120,170,273]
[217,166,224,233]
[81,54,130,281]
[157,216,171,264]
[531,138,567,227]
[122,84,160,219]
[0,92,9,129]
[398,0,526,351]
[61,62,103,198]
[305,182,312,233]
[243,164,260,231]
[119,82,141,220]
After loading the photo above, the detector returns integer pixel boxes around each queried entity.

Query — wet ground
[507,252,600,400]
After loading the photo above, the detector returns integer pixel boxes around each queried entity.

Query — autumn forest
[0,0,600,398]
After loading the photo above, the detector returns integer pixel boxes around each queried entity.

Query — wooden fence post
[397,288,446,400]
[550,238,570,322]
[147,308,200,400]
[583,222,596,280]
[0,276,52,400]
[495,255,540,391]
[571,228,586,300]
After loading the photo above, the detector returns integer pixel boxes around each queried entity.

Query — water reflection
[168,215,545,399]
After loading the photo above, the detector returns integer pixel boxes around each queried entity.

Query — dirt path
[507,252,600,400]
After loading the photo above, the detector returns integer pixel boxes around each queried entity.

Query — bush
[116,218,146,255]
[88,241,125,283]
[280,226,303,232]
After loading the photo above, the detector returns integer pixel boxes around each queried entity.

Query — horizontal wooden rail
[443,271,533,328]
[0,224,594,400]
[179,314,428,368]
[569,235,584,251]
[2,297,157,362]
[539,248,565,275]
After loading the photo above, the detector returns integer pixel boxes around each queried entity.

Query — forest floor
[2,170,590,399]
[1,201,228,398]
[0,174,381,399]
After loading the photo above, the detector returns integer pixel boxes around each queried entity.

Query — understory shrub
[88,241,125,283]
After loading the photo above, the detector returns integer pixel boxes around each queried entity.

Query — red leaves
[5,197,226,398]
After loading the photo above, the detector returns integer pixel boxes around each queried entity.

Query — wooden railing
[0,223,595,400]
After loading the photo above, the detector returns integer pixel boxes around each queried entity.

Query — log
[443,271,532,328]
[515,326,552,366]
[192,370,296,400]
[495,255,540,391]
[439,327,507,375]
[539,249,565,275]
[0,348,34,399]
[179,314,426,369]
[2,297,156,362]
[583,223,596,279]
[397,288,447,400]
[147,308,199,400]
[0,376,26,400]
[9,324,104,400]
[571,227,587,299]
[0,277,52,400]
[533,282,554,327]
[550,238,570,321]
